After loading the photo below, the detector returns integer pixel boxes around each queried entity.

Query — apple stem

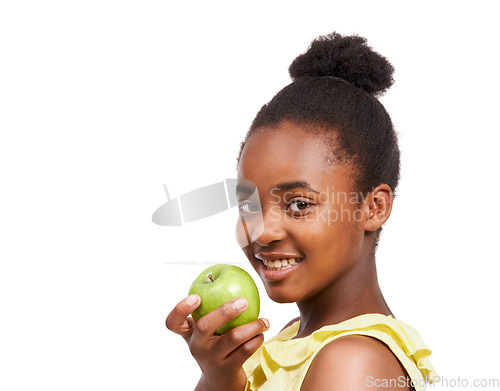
[208,274,214,282]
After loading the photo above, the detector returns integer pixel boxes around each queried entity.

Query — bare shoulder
[300,335,411,391]
[280,316,300,332]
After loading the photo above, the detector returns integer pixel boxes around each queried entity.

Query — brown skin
[166,295,269,391]
[236,121,409,390]
[300,335,412,391]
[238,122,393,333]
[166,120,409,391]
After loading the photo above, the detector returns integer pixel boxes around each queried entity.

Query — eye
[239,200,261,216]
[287,200,312,215]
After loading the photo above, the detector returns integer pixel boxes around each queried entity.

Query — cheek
[242,246,262,275]
[290,211,361,257]
[242,246,254,263]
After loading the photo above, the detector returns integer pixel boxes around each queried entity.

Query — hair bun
[289,32,394,96]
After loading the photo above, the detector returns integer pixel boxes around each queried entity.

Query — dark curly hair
[237,32,401,201]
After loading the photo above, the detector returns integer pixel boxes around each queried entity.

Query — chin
[264,287,301,304]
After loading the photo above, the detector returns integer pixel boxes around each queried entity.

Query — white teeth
[262,258,301,271]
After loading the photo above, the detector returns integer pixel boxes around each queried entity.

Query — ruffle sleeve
[243,313,439,391]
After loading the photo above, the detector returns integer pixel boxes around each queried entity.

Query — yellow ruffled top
[243,313,439,391]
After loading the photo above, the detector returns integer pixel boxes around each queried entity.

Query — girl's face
[237,121,369,303]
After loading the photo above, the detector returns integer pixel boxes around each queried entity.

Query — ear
[361,184,393,232]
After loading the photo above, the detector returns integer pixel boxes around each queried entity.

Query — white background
[1,1,499,390]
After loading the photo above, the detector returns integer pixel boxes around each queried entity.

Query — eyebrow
[236,180,320,195]
[236,184,255,194]
[273,180,320,193]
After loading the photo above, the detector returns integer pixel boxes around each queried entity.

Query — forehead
[237,122,352,192]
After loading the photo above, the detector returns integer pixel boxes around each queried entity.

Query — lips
[255,252,303,281]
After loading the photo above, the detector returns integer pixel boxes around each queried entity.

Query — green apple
[188,264,260,334]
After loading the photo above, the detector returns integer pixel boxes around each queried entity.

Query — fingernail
[261,318,270,328]
[234,297,248,310]
[186,294,199,305]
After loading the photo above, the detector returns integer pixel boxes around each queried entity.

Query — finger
[192,297,249,343]
[218,318,270,358]
[224,332,266,366]
[165,294,201,338]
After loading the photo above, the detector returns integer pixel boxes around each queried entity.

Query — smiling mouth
[262,258,302,271]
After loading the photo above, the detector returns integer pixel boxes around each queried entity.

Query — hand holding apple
[188,264,260,334]
[166,265,268,391]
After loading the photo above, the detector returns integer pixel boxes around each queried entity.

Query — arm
[300,335,411,391]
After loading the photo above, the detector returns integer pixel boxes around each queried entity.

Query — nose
[252,205,287,246]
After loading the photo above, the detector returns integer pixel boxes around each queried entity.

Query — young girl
[166,32,438,391]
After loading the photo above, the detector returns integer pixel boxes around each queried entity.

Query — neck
[294,254,391,338]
